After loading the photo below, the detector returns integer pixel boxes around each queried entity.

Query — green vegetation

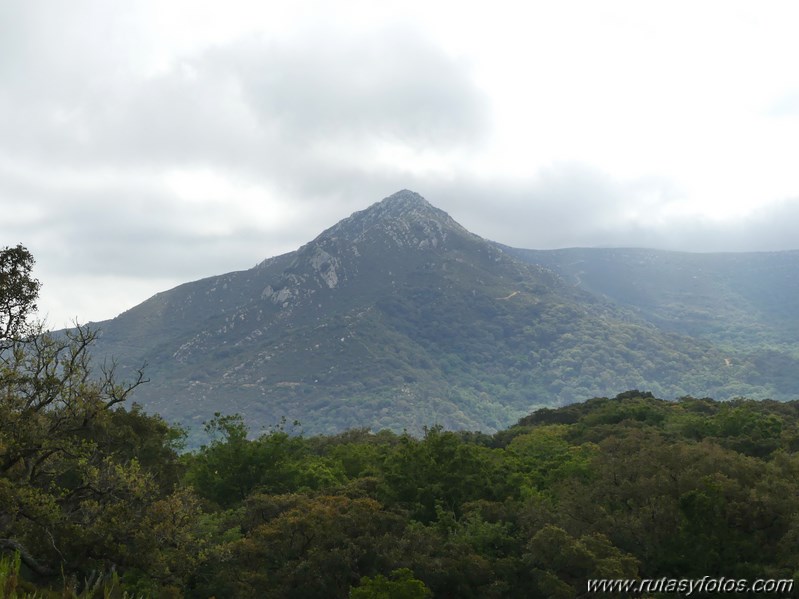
[11,385,799,597]
[5,245,799,597]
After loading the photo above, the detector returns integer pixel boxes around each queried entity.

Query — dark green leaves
[0,244,40,343]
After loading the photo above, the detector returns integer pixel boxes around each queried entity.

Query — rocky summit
[89,190,799,442]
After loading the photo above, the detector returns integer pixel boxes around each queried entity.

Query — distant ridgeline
[85,190,799,440]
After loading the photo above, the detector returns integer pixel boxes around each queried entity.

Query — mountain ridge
[88,191,799,442]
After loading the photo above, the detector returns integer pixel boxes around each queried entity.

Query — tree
[350,568,432,599]
[0,245,198,593]
[185,415,345,509]
[525,525,639,598]
[380,426,516,522]
[0,244,40,344]
[208,494,405,598]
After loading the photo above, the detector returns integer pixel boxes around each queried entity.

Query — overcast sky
[3,1,799,327]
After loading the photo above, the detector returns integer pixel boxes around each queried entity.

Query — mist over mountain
[90,191,799,440]
[506,246,799,348]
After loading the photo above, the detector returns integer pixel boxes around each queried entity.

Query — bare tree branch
[0,538,55,577]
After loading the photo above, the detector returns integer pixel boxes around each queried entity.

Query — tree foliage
[0,245,201,596]
[0,244,40,344]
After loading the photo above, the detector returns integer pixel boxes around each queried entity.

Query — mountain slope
[90,191,798,439]
[506,247,799,351]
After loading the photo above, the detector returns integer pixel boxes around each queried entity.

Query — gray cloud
[638,198,799,253]
[0,18,488,175]
[0,168,303,282]
[409,165,679,249]
[224,28,488,146]
[0,6,490,319]
[398,168,799,255]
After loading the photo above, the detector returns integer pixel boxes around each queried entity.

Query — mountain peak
[377,189,434,213]
[346,189,444,224]
[317,190,466,246]
[259,190,479,300]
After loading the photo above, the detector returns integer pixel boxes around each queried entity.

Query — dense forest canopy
[2,245,799,598]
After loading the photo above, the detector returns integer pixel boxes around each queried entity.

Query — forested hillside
[87,192,799,442]
[2,247,799,597]
[508,246,799,351]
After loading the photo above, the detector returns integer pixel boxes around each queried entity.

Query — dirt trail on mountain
[496,291,520,300]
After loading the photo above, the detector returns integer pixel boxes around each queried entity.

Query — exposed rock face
[255,190,483,312]
[318,189,469,249]
[309,248,340,289]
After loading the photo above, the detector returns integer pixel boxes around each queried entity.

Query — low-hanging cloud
[401,167,799,255]
[412,165,682,249]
